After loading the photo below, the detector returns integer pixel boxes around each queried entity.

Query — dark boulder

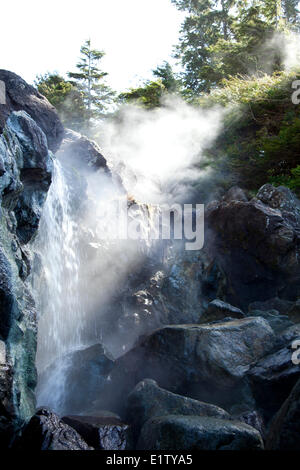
[266,378,300,450]
[206,184,300,309]
[15,408,91,450]
[62,415,131,450]
[137,415,264,450]
[0,70,64,152]
[200,299,245,323]
[126,379,230,439]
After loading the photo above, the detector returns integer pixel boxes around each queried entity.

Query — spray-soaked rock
[137,415,264,450]
[199,299,245,323]
[15,408,92,450]
[37,344,115,416]
[58,129,110,173]
[266,378,300,450]
[206,184,300,309]
[126,379,230,439]
[62,415,131,450]
[106,317,275,413]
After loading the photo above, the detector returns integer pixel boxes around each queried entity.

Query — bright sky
[0,0,185,91]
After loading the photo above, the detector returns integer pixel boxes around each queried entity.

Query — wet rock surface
[38,344,114,416]
[0,106,54,442]
[62,415,131,450]
[15,408,91,450]
[137,415,264,450]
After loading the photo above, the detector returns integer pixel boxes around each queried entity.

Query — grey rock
[16,408,91,450]
[62,414,131,450]
[206,184,300,309]
[0,69,64,152]
[137,415,264,450]
[126,379,230,437]
[107,317,275,412]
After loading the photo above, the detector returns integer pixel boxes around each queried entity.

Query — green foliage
[172,0,300,93]
[203,69,300,195]
[119,62,182,108]
[35,73,86,131]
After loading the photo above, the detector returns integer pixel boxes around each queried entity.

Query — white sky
[0,0,185,91]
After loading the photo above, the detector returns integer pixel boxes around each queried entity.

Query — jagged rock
[15,408,91,450]
[200,299,245,323]
[37,344,114,415]
[256,184,300,232]
[247,309,293,334]
[62,415,131,450]
[248,343,300,421]
[0,110,53,438]
[0,70,64,152]
[206,186,300,309]
[106,317,275,413]
[266,378,300,450]
[126,379,230,438]
[137,415,264,450]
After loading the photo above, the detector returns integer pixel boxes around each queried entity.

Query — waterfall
[32,159,84,411]
[31,155,162,414]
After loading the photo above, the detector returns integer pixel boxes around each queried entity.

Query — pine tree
[68,40,115,132]
[172,0,300,93]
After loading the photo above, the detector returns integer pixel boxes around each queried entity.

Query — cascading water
[32,159,84,411]
[31,152,162,415]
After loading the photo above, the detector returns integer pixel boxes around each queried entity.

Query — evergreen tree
[172,0,300,93]
[68,40,115,131]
